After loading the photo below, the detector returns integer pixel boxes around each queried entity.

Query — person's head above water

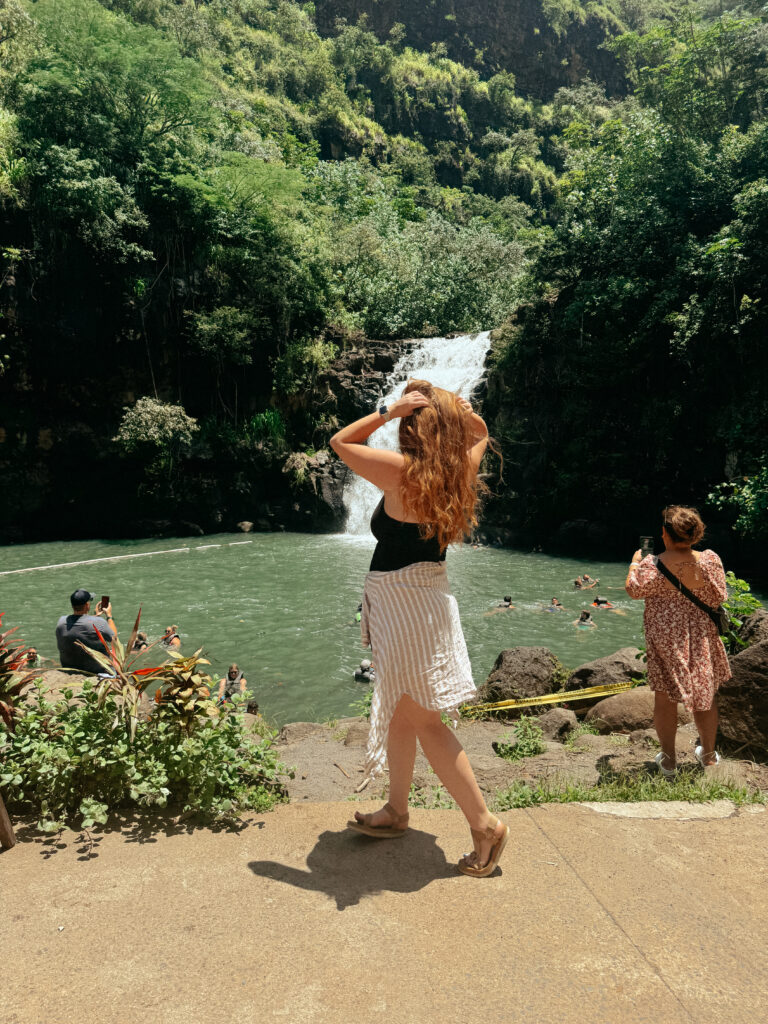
[503,596,512,604]
[228,663,239,678]
[397,379,488,550]
[579,610,591,620]
[662,505,705,548]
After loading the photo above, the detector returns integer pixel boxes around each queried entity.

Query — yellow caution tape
[464,679,639,715]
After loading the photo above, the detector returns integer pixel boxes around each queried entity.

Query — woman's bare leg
[693,702,719,765]
[384,698,417,813]
[353,696,416,826]
[654,691,678,770]
[355,695,505,864]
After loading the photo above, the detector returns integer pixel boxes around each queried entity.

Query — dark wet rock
[718,640,768,749]
[475,646,560,704]
[180,521,204,536]
[737,609,768,648]
[565,648,644,709]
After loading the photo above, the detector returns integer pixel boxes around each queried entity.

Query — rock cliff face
[280,339,415,532]
[315,0,627,99]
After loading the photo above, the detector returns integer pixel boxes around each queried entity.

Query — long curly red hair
[398,379,486,550]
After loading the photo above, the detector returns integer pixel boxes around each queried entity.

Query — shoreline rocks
[585,686,691,734]
[718,640,768,751]
[474,646,563,704]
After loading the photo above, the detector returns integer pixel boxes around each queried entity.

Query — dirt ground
[275,716,768,805]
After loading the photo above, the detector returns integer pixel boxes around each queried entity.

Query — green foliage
[493,715,545,761]
[724,571,763,620]
[710,460,768,541]
[0,611,37,731]
[3,0,768,549]
[244,409,286,445]
[273,336,338,395]
[563,721,602,750]
[21,0,212,161]
[114,397,198,455]
[486,5,768,545]
[718,571,763,653]
[408,782,456,809]
[349,687,373,720]
[0,675,290,832]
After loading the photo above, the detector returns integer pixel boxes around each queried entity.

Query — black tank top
[369,498,446,572]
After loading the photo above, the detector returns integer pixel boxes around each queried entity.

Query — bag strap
[653,557,721,627]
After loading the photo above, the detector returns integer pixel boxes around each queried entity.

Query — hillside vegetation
[0,1,766,557]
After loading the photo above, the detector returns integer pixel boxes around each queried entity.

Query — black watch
[378,404,390,422]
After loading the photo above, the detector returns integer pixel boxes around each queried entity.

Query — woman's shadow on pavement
[248,825,460,910]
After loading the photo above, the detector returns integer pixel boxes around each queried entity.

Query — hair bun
[662,505,705,545]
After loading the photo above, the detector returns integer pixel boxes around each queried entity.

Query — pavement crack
[523,808,696,1023]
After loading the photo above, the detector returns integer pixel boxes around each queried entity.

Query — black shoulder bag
[653,557,732,635]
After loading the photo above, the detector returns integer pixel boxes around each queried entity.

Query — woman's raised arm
[329,391,429,490]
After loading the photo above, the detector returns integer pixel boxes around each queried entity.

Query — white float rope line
[0,541,253,576]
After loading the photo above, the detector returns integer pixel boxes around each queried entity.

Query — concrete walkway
[2,801,767,1024]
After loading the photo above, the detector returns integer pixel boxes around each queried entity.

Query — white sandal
[695,745,721,768]
[654,751,676,778]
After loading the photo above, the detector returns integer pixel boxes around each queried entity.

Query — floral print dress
[626,550,731,711]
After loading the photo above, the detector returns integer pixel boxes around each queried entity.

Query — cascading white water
[343,330,493,534]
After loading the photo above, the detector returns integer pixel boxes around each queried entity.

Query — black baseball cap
[70,589,94,607]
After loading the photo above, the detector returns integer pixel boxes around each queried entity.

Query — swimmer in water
[574,610,596,629]
[573,577,583,589]
[484,596,515,617]
[591,596,614,609]
[545,597,565,612]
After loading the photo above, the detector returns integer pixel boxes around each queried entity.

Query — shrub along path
[3,800,767,1024]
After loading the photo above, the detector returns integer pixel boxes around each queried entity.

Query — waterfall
[343,330,493,535]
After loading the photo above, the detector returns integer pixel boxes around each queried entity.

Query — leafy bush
[710,461,768,541]
[244,409,287,445]
[493,715,545,761]
[0,612,37,731]
[349,687,373,720]
[114,397,199,455]
[0,679,291,832]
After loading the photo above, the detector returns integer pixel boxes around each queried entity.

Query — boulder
[32,668,93,700]
[475,647,560,704]
[537,707,578,741]
[586,686,692,734]
[737,609,768,648]
[565,647,644,708]
[718,640,768,748]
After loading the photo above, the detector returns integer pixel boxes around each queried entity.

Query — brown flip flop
[347,801,409,838]
[458,819,510,877]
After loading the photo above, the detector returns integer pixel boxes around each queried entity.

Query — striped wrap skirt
[360,560,477,780]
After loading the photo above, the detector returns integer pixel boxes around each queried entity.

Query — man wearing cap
[55,590,117,675]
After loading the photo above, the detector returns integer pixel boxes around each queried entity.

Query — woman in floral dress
[626,506,731,773]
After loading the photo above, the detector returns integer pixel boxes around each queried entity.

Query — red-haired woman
[330,380,509,878]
